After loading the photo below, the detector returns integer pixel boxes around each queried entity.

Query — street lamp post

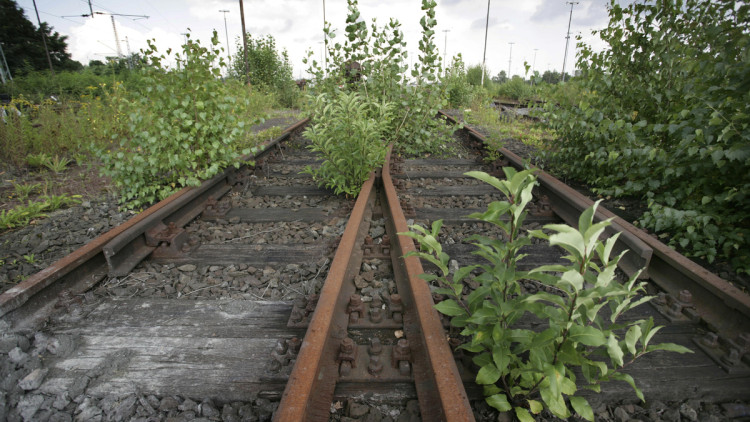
[561,1,579,82]
[219,9,231,62]
[508,42,514,79]
[442,29,450,72]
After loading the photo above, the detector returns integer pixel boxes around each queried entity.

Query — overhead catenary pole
[219,9,231,62]
[480,0,490,86]
[507,42,514,79]
[531,48,538,85]
[111,16,123,58]
[0,43,12,83]
[31,0,55,76]
[561,1,579,82]
[239,0,249,83]
[442,29,450,72]
[323,0,327,75]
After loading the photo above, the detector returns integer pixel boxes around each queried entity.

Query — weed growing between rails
[401,168,691,421]
[302,0,456,158]
[100,31,272,210]
[303,92,391,197]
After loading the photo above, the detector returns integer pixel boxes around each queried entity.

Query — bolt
[700,332,719,348]
[678,290,693,305]
[340,360,352,376]
[398,360,411,376]
[721,348,741,367]
[371,294,383,309]
[654,292,667,306]
[368,355,384,375]
[390,294,403,323]
[381,235,390,246]
[368,338,383,356]
[167,222,178,235]
[665,300,683,319]
[370,307,383,323]
[288,337,301,354]
[364,236,373,245]
[347,294,365,324]
[392,338,411,370]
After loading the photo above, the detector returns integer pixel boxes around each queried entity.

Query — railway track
[1,116,749,421]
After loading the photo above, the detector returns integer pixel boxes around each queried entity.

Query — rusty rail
[274,171,376,421]
[441,110,750,338]
[381,147,476,421]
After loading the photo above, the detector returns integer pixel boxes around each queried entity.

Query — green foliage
[442,55,480,107]
[12,183,41,201]
[1,95,116,168]
[43,155,72,173]
[101,31,268,210]
[0,193,81,231]
[493,76,537,102]
[303,0,454,157]
[303,91,391,196]
[466,64,491,88]
[402,169,691,419]
[543,0,750,274]
[231,34,300,108]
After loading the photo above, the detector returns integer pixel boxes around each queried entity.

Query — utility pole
[531,48,538,85]
[123,36,133,69]
[31,0,55,76]
[239,0,249,83]
[111,16,123,58]
[0,43,12,83]
[562,1,578,82]
[508,42,514,79]
[441,29,450,72]
[322,0,327,75]
[181,32,189,45]
[219,10,231,62]
[480,0,490,87]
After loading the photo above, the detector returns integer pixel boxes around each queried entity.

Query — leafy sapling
[402,168,692,421]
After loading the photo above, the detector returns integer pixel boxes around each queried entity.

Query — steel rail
[274,170,376,421]
[381,147,476,421]
[0,118,309,321]
[441,111,750,338]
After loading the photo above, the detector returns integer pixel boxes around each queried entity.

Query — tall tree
[0,0,81,76]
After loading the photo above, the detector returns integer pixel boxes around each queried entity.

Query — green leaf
[625,325,642,355]
[514,407,534,422]
[611,372,644,402]
[433,299,466,317]
[486,394,512,412]
[570,396,594,421]
[527,399,543,414]
[569,324,607,347]
[607,333,624,367]
[476,363,501,385]
[646,343,693,354]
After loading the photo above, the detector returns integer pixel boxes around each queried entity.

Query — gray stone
[48,412,73,422]
[112,395,137,421]
[18,368,48,390]
[348,402,369,417]
[178,398,198,412]
[52,393,71,410]
[159,396,179,411]
[8,347,28,365]
[614,406,630,422]
[680,402,699,422]
[17,394,44,421]
[221,404,240,422]
[177,264,197,272]
[199,399,219,419]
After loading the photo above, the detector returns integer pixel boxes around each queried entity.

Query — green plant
[0,193,81,231]
[402,169,691,420]
[44,155,72,173]
[22,254,35,264]
[13,182,41,201]
[101,31,268,210]
[42,194,82,210]
[25,152,50,168]
[303,0,454,157]
[303,91,391,196]
[543,0,750,274]
[442,54,477,108]
[231,34,300,108]
[494,77,537,102]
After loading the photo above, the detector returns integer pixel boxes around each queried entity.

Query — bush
[303,91,391,196]
[101,31,269,210]
[403,169,691,420]
[543,0,750,273]
[231,34,300,108]
[494,77,536,102]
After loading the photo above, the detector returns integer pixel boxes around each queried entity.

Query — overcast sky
[16,0,615,79]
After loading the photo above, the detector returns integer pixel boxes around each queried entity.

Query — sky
[15,0,616,79]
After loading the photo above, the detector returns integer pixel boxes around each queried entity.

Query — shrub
[101,31,269,210]
[402,169,691,420]
[543,0,750,273]
[303,91,391,196]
